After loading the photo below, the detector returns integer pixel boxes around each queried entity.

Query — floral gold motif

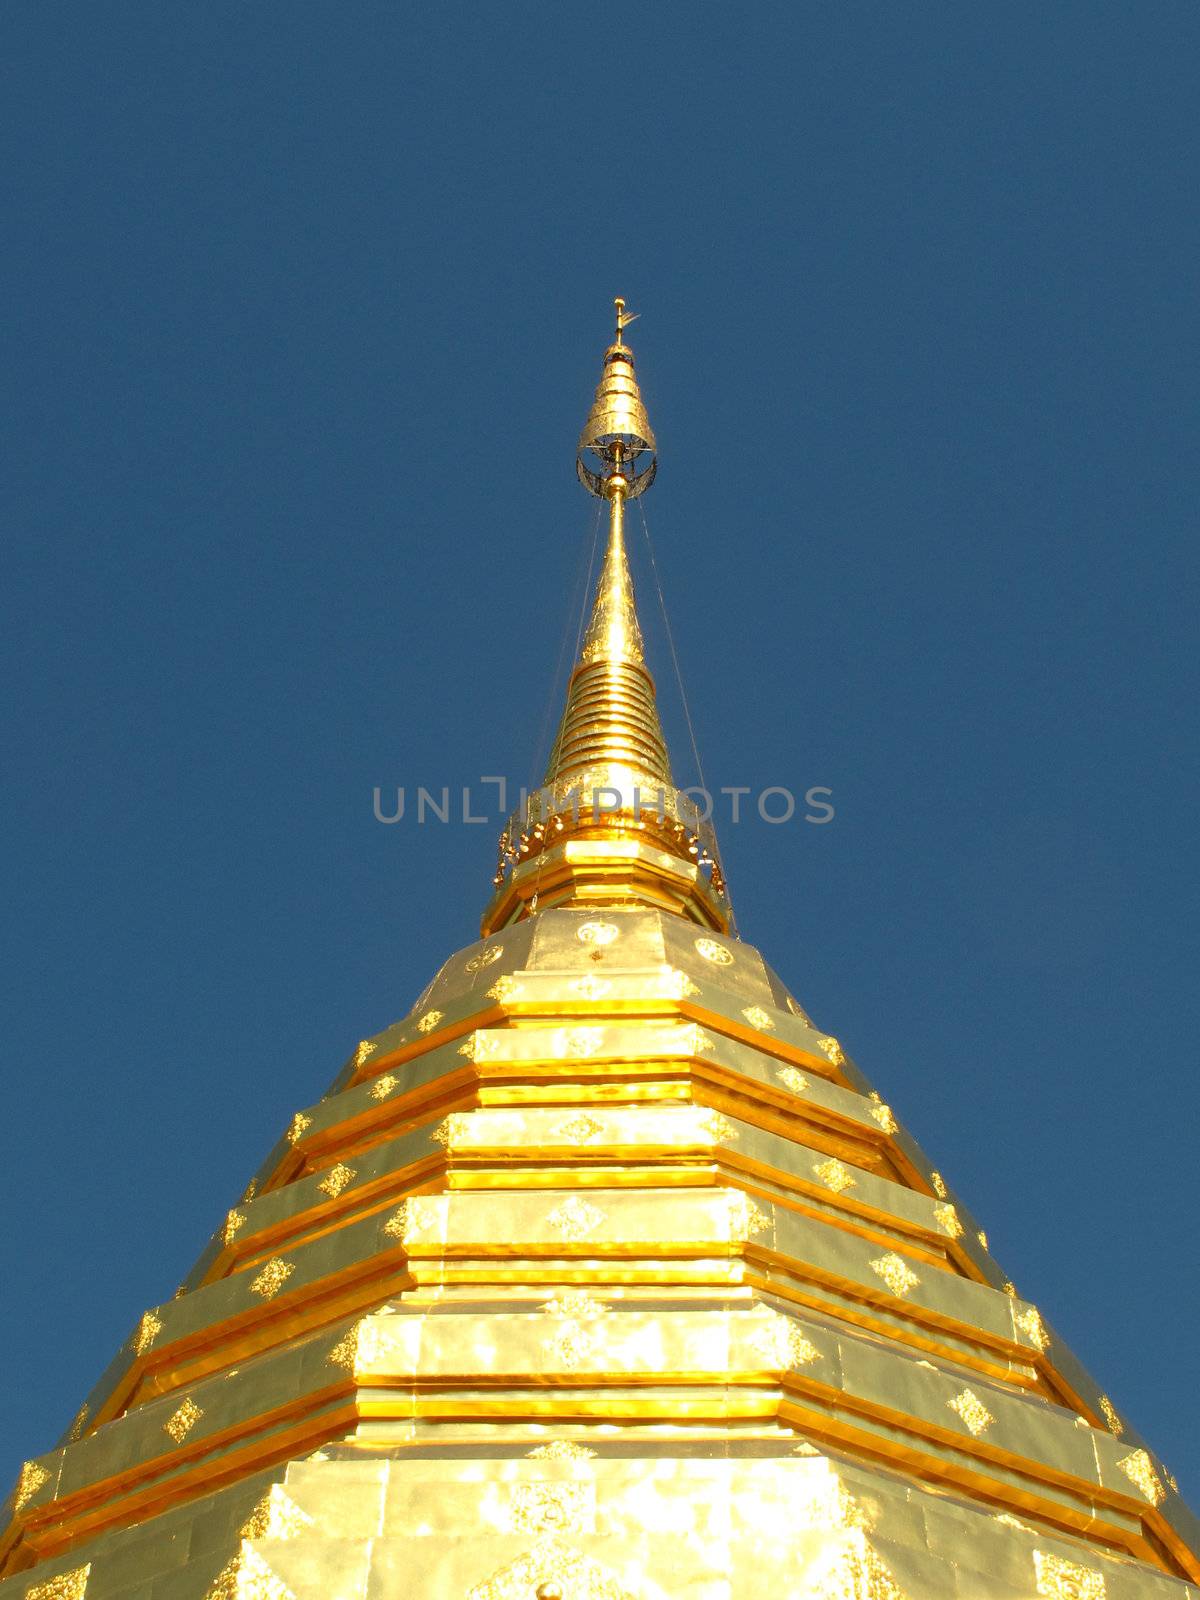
[249,1258,294,1300]
[1117,1448,1165,1505]
[751,1315,821,1371]
[25,1566,91,1600]
[318,1163,356,1198]
[1017,1305,1050,1353]
[741,1004,774,1031]
[238,1487,313,1540]
[933,1203,963,1239]
[487,975,520,1001]
[870,1253,920,1298]
[353,1039,377,1068]
[526,1440,597,1460]
[552,1114,604,1144]
[929,1170,948,1199]
[510,1481,594,1536]
[777,1065,809,1095]
[550,1025,605,1060]
[977,1229,989,1250]
[416,1008,443,1033]
[467,1538,632,1600]
[13,1461,50,1511]
[546,1196,605,1241]
[369,1072,398,1101]
[814,1158,857,1195]
[949,1389,995,1436]
[726,1191,771,1237]
[694,936,733,965]
[285,1112,311,1146]
[570,975,611,1000]
[1033,1549,1106,1599]
[327,1319,380,1374]
[384,1197,439,1244]
[203,1548,296,1600]
[131,1310,163,1355]
[163,1398,202,1445]
[867,1092,898,1133]
[576,921,619,946]
[816,1034,846,1066]
[223,1209,246,1246]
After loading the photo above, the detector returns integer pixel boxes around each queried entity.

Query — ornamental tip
[576,297,657,499]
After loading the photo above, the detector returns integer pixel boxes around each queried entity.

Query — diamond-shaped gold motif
[203,1548,296,1600]
[813,1158,856,1195]
[13,1461,50,1511]
[694,936,733,964]
[526,1440,597,1460]
[1017,1305,1050,1352]
[741,1005,774,1031]
[867,1092,898,1133]
[509,1481,595,1537]
[546,1196,605,1241]
[249,1258,294,1300]
[570,975,611,1000]
[163,1398,202,1444]
[541,1290,608,1321]
[239,1486,314,1540]
[815,1034,845,1066]
[1098,1395,1122,1436]
[550,1025,605,1059]
[466,1537,632,1600]
[576,921,619,946]
[1117,1448,1165,1505]
[949,1388,994,1436]
[660,967,700,999]
[369,1072,398,1100]
[700,1110,737,1141]
[726,1191,771,1237]
[318,1163,356,1198]
[776,1065,809,1095]
[327,1318,379,1374]
[1034,1549,1107,1599]
[870,1253,920,1298]
[383,1197,439,1244]
[554,1114,604,1144]
[416,1008,443,1034]
[933,1203,963,1239]
[286,1111,311,1146]
[487,975,520,1001]
[750,1315,821,1371]
[26,1565,91,1600]
[131,1310,163,1355]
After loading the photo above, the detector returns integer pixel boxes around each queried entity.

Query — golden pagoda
[3,303,1197,1600]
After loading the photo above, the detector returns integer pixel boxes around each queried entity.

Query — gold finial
[577,298,656,499]
[613,294,639,346]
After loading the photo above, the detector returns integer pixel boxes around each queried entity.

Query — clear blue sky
[3,5,1197,1500]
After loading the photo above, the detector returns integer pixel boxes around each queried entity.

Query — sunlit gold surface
[2,308,1196,1600]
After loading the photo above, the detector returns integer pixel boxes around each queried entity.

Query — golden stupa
[3,304,1197,1600]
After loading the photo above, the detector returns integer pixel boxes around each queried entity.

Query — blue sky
[2,5,1197,1498]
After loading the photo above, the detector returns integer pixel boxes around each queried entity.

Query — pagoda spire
[483,299,730,934]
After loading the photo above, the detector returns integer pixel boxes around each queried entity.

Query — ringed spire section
[483,299,730,936]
